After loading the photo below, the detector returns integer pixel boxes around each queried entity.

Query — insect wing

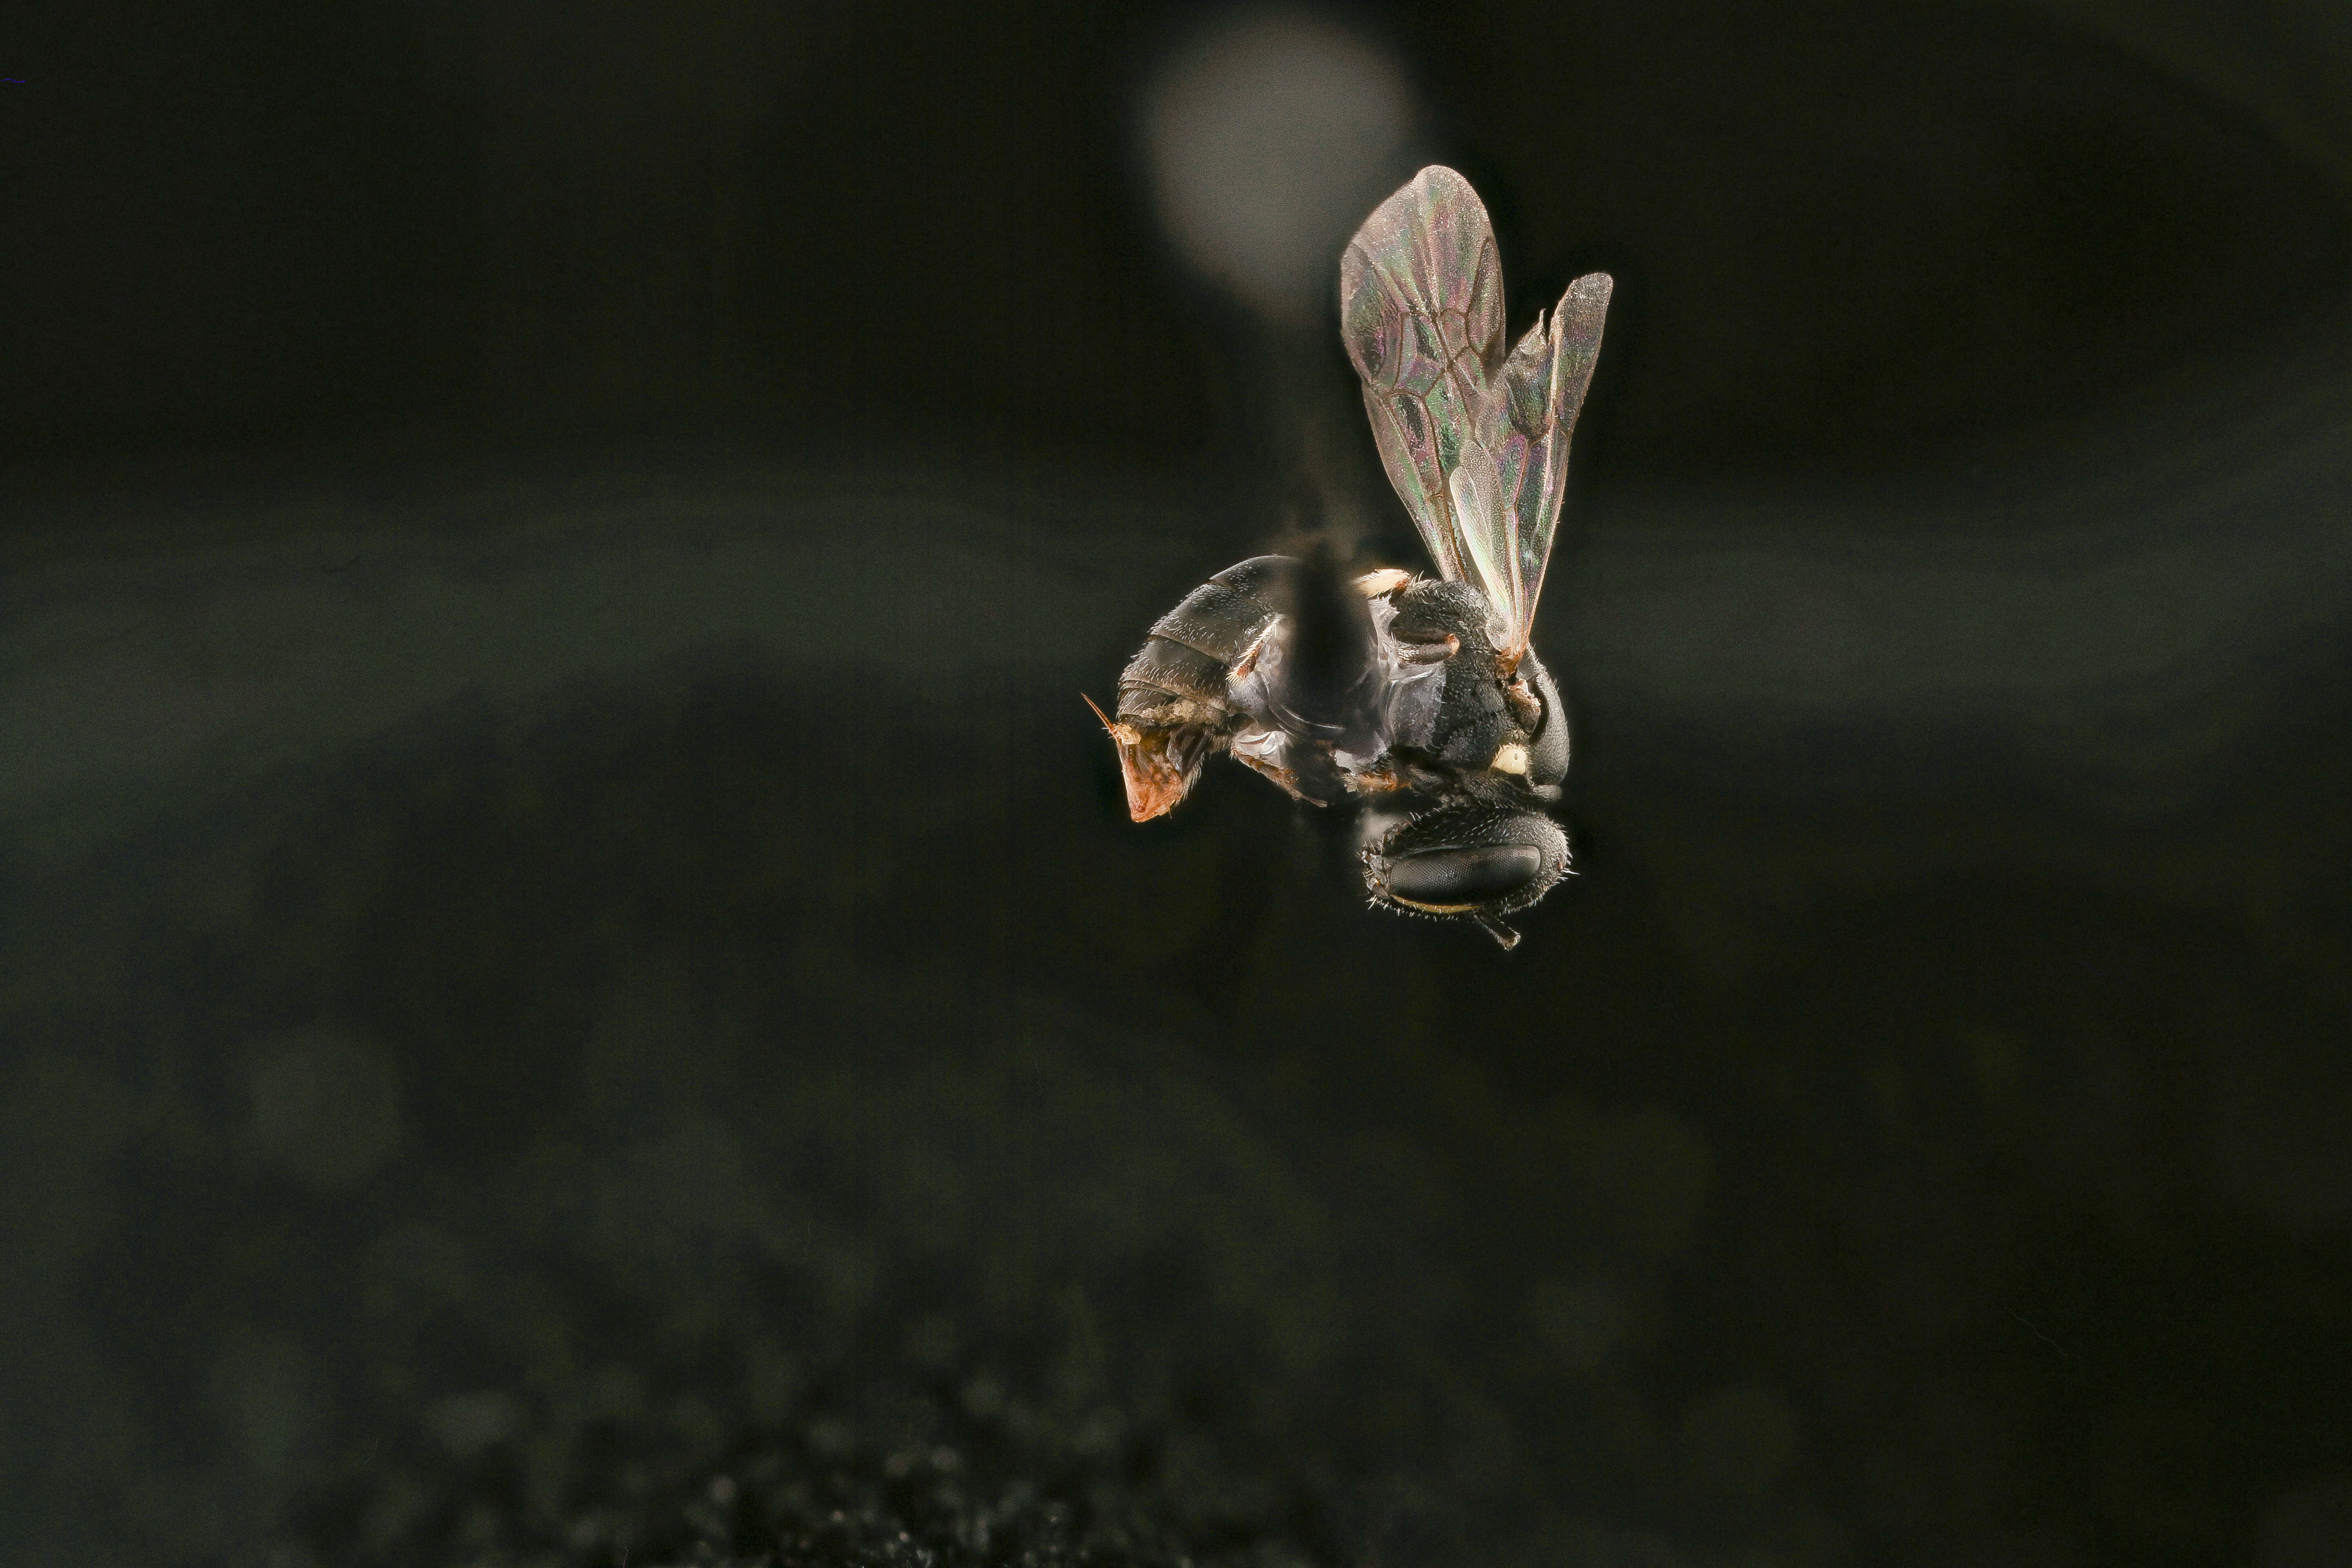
[1341,166,1505,589]
[1444,444,1512,618]
[1342,167,1610,662]
[1492,271,1610,658]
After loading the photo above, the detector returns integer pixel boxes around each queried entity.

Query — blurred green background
[4,2,2351,1565]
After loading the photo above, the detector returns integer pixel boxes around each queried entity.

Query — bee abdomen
[1149,584,1266,664]
[1118,636,1231,716]
[1116,555,1291,722]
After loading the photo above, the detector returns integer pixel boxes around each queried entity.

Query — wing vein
[1339,167,1610,660]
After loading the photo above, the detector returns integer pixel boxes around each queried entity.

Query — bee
[1091,166,1611,949]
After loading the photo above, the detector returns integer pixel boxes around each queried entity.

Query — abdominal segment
[1105,555,1546,821]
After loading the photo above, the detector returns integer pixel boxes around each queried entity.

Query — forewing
[1490,271,1611,658]
[1341,167,1506,589]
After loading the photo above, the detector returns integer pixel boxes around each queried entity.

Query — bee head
[1360,798,1569,949]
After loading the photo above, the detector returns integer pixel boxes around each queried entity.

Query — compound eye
[1383,844,1544,909]
[1361,802,1570,939]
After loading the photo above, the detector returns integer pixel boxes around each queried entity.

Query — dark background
[4,2,2352,1565]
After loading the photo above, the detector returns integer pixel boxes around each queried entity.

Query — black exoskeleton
[1090,164,1611,949]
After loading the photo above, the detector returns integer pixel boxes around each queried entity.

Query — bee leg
[1342,763,1411,795]
[1229,624,1274,681]
[1501,675,1541,732]
[1232,751,1328,806]
[1474,911,1522,950]
[1085,694,1211,822]
[1396,634,1460,665]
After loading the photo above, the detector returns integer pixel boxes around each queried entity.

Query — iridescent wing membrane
[1341,167,1610,665]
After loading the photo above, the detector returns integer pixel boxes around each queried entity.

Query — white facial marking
[1492,742,1530,775]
